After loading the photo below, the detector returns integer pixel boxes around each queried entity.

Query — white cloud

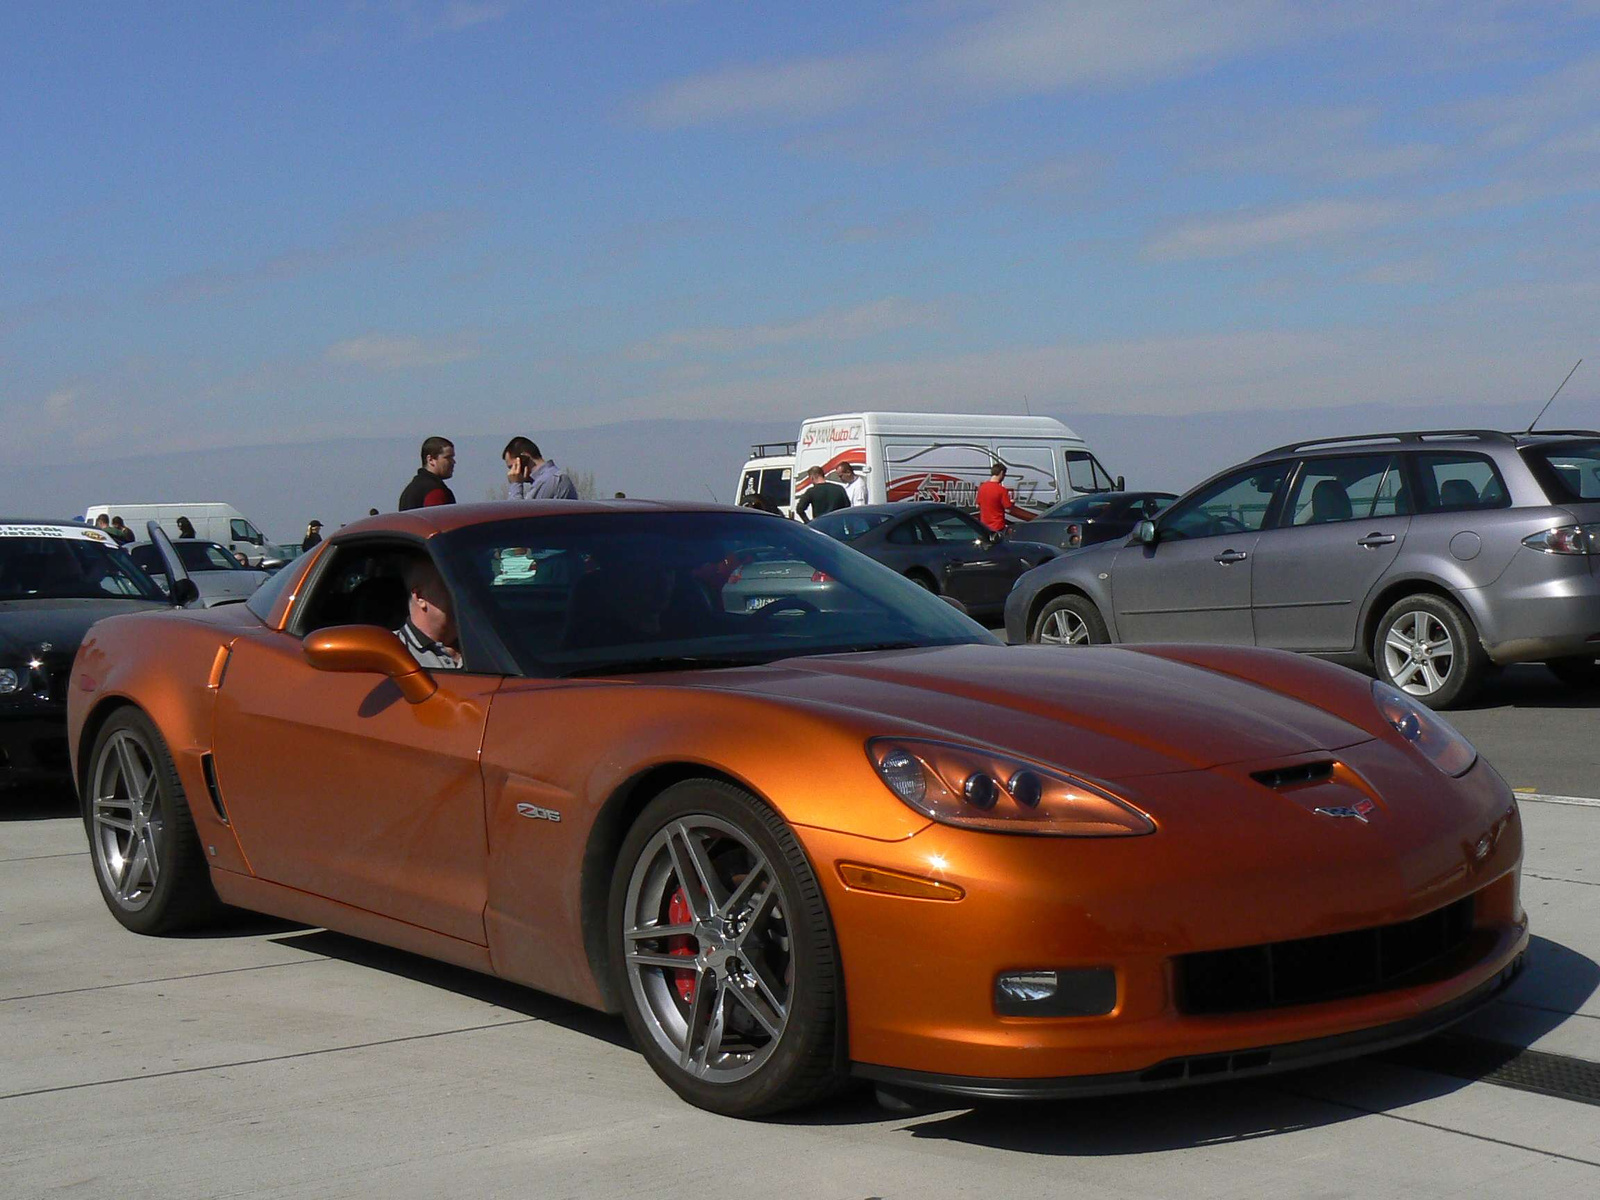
[637,54,888,128]
[324,332,481,371]
[1144,198,1403,260]
[631,298,942,358]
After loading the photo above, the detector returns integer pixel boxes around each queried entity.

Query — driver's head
[404,559,457,647]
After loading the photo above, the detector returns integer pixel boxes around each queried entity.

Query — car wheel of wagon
[610,779,844,1118]
[84,708,220,935]
[1031,595,1109,646]
[1373,594,1486,710]
[905,570,937,593]
[1544,656,1600,689]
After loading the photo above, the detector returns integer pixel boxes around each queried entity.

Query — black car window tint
[886,518,922,545]
[1413,453,1511,513]
[0,537,167,602]
[1522,441,1600,502]
[296,545,427,641]
[1286,455,1392,526]
[1160,465,1289,541]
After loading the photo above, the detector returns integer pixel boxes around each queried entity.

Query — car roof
[329,499,738,540]
[1249,428,1600,461]
[822,502,953,517]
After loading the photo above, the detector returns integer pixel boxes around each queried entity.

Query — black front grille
[1176,896,1476,1015]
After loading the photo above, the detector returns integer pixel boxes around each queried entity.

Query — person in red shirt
[975,462,1034,536]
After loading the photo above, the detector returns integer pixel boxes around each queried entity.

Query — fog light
[1008,770,1043,808]
[963,772,999,810]
[995,968,1117,1017]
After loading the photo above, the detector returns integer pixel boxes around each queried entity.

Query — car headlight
[868,738,1154,836]
[0,667,20,695]
[1372,681,1477,776]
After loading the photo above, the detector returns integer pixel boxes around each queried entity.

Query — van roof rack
[1515,428,1600,439]
[748,442,796,459]
[1251,430,1516,459]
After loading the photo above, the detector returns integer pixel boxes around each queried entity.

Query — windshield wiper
[560,654,770,678]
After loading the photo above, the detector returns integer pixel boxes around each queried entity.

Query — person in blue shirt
[503,436,579,500]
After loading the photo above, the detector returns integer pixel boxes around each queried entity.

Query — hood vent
[1251,761,1335,790]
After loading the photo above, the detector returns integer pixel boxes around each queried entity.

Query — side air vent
[1251,761,1336,789]
[200,753,229,825]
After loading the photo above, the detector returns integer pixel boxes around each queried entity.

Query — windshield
[1064,451,1116,493]
[436,511,996,677]
[178,541,248,571]
[1042,495,1115,520]
[1524,441,1600,503]
[809,510,893,541]
[0,533,167,601]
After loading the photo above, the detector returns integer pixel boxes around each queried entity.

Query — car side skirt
[854,952,1523,1102]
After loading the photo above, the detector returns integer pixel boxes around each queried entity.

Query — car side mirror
[302,624,437,704]
[168,578,201,607]
[1116,475,1126,491]
[1132,519,1158,546]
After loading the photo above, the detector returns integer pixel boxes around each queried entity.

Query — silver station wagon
[1004,429,1600,708]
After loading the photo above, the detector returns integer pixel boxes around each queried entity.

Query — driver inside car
[394,559,463,670]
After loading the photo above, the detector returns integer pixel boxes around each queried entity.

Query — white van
[789,412,1119,513]
[735,442,797,518]
[84,502,285,567]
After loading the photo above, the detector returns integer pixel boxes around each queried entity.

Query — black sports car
[1,522,176,784]
[1023,490,1177,550]
[808,502,1057,620]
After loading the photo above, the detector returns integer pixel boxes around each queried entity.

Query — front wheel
[1031,594,1110,646]
[1373,594,1487,709]
[83,707,221,934]
[609,780,844,1118]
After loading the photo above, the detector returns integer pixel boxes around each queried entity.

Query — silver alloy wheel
[621,816,791,1084]
[1382,610,1456,697]
[1039,608,1090,646]
[90,730,164,912]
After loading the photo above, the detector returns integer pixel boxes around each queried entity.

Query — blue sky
[5,0,1600,471]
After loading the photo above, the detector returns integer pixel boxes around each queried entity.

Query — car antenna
[1023,393,1032,416]
[1524,358,1582,433]
[703,484,719,503]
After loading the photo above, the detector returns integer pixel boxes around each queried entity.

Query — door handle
[1357,533,1397,548]
[1214,549,1248,565]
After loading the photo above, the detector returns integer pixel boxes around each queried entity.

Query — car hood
[0,598,169,658]
[700,643,1374,780]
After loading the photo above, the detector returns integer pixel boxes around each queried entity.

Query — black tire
[83,707,221,935]
[905,570,938,594]
[1030,594,1110,647]
[1545,656,1600,689]
[608,779,845,1118]
[1372,594,1487,710]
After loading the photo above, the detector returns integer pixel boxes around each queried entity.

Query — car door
[209,541,498,944]
[1111,462,1291,643]
[923,508,1017,610]
[1251,455,1411,652]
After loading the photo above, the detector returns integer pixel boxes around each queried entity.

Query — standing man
[976,462,1034,537]
[837,462,868,507]
[108,516,135,545]
[301,520,323,552]
[794,466,850,523]
[503,436,578,499]
[399,437,457,510]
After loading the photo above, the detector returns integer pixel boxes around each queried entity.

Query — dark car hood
[701,643,1373,780]
[0,598,169,658]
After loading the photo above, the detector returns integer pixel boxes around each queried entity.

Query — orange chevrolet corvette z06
[67,502,1527,1117]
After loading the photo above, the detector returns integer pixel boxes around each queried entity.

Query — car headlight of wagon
[0,667,21,695]
[1372,681,1478,776]
[868,738,1154,836]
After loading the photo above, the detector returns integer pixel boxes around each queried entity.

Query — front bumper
[0,706,72,780]
[803,743,1526,1084]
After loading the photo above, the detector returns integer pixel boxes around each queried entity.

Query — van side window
[1063,451,1114,493]
[230,519,252,540]
[1412,453,1510,513]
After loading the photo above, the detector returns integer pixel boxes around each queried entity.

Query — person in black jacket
[399,437,457,510]
[301,521,323,552]
[794,466,850,523]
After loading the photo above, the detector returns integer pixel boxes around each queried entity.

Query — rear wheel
[1031,594,1109,646]
[84,708,221,934]
[905,570,937,593]
[609,780,844,1118]
[1545,656,1600,689]
[1373,594,1487,710]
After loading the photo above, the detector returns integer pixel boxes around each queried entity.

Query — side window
[887,518,927,546]
[1413,453,1510,513]
[295,544,433,644]
[1161,464,1290,541]
[1285,455,1394,526]
[230,519,252,541]
[926,511,986,543]
[1064,451,1113,494]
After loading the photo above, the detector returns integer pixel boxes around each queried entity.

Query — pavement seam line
[1504,998,1600,1023]
[1517,793,1600,810]
[0,851,90,863]
[1523,871,1597,888]
[0,1016,541,1102]
[1270,1084,1600,1169]
[0,957,334,1004]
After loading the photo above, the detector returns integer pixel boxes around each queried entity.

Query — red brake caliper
[667,888,696,1002]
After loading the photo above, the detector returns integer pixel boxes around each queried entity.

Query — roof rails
[748,442,796,459]
[1252,430,1516,460]
[1516,428,1600,439]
